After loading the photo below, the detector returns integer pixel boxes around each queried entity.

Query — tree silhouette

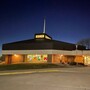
[76,38,90,49]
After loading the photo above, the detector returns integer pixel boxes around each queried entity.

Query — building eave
[2,50,90,55]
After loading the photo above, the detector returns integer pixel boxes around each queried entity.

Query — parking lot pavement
[0,67,90,90]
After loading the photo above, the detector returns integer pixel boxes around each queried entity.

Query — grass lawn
[0,63,63,71]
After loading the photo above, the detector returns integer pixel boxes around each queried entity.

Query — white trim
[2,50,90,55]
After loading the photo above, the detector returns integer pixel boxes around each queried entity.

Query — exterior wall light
[14,54,18,57]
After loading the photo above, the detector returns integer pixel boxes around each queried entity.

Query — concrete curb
[0,67,90,76]
[0,69,60,76]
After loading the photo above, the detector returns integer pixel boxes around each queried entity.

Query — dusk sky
[0,0,90,54]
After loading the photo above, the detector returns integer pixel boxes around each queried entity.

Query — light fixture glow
[14,54,18,57]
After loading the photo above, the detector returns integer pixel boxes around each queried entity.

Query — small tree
[76,38,90,49]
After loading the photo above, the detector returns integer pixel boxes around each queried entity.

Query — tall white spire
[43,18,46,33]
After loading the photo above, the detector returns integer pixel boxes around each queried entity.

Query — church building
[2,19,90,65]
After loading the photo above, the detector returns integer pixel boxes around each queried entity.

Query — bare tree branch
[76,38,90,49]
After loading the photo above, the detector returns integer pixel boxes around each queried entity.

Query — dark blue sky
[0,0,90,53]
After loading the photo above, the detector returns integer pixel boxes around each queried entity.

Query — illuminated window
[35,35,44,38]
[27,55,47,62]
[35,34,52,40]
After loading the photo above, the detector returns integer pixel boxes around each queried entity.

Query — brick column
[8,55,12,64]
[23,55,27,62]
[47,54,52,63]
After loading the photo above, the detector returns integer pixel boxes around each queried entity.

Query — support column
[47,54,52,63]
[8,55,12,64]
[23,55,27,62]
